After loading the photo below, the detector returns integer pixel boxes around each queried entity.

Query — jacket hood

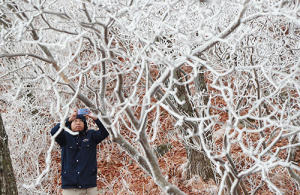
[69,114,88,132]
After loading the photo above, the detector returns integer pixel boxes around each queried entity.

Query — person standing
[51,108,109,195]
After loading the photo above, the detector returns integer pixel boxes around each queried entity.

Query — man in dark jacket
[51,108,109,195]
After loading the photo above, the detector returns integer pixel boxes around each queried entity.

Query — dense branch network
[1,0,300,194]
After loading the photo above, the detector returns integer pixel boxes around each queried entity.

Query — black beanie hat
[76,114,86,122]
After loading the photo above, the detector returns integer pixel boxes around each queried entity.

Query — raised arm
[85,112,109,144]
[51,108,78,146]
[50,118,71,146]
[93,118,109,144]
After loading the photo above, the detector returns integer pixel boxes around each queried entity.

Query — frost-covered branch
[1,0,300,194]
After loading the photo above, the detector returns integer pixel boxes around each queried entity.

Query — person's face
[71,118,85,132]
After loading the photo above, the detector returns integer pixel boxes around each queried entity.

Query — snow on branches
[1,0,300,194]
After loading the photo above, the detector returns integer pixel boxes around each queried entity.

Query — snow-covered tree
[1,0,300,194]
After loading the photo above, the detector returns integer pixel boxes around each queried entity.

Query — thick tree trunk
[174,69,215,181]
[186,145,215,181]
[0,114,18,195]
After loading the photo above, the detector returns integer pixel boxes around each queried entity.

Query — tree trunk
[174,69,215,181]
[186,144,215,181]
[0,114,18,195]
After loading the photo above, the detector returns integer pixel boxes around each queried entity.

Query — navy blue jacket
[51,118,109,189]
